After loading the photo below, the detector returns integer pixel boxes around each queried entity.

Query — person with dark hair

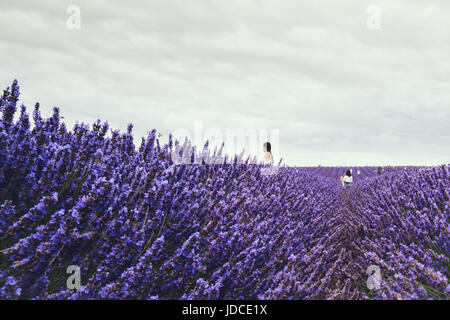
[263,142,273,165]
[341,169,353,189]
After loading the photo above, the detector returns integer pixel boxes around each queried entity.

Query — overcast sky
[0,0,449,166]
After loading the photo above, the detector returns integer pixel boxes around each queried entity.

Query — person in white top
[263,142,273,165]
[341,170,353,189]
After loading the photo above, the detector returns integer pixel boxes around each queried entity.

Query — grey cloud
[0,0,449,166]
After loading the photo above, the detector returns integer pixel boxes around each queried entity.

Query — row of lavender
[0,81,351,299]
[346,167,449,299]
[0,81,448,299]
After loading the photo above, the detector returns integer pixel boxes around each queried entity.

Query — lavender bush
[0,80,448,299]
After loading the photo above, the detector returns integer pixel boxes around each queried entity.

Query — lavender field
[0,81,448,300]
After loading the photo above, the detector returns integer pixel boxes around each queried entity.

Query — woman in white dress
[263,142,273,165]
[341,170,353,189]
